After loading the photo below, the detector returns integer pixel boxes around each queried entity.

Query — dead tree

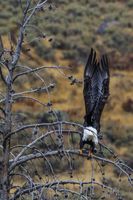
[0,1,132,200]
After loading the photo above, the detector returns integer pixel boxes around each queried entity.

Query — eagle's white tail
[83,126,98,145]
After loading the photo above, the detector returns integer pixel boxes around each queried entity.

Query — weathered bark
[1,69,13,200]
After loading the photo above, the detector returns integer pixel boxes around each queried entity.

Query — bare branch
[9,149,133,186]
[10,179,121,200]
[13,130,54,163]
[12,0,48,67]
[0,67,7,85]
[13,84,55,96]
[13,65,70,81]
[5,121,83,140]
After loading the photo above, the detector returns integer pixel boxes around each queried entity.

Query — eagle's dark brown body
[80,48,110,154]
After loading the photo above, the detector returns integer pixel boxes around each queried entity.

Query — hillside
[0,0,133,68]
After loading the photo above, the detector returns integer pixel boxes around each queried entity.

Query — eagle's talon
[88,149,92,157]
[80,149,83,155]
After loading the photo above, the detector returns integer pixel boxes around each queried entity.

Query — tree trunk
[1,70,13,200]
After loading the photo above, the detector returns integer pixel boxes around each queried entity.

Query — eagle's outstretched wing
[83,48,109,132]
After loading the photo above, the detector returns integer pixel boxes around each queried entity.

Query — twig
[13,66,70,81]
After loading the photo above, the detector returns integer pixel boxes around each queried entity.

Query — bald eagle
[80,48,110,155]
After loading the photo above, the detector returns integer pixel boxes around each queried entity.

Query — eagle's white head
[82,126,98,145]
